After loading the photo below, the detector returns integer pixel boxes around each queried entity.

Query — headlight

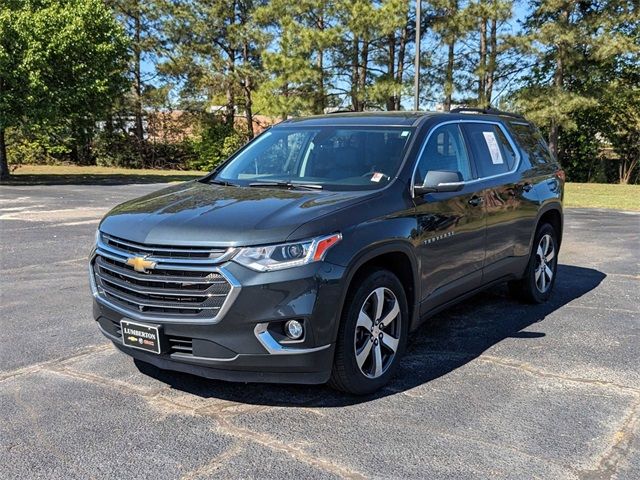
[233,233,342,271]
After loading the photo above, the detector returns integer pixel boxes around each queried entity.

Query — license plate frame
[120,319,161,354]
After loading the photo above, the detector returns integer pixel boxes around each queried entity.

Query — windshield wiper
[248,181,323,191]
[209,179,239,187]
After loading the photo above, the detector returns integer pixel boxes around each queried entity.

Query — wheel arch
[530,202,563,251]
[333,242,420,342]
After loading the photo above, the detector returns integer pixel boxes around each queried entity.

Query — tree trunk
[486,14,497,104]
[619,158,637,184]
[316,50,325,114]
[314,14,326,115]
[386,32,396,111]
[133,5,144,142]
[549,9,568,159]
[478,17,487,107]
[443,1,458,111]
[394,22,408,111]
[351,37,360,111]
[0,128,9,181]
[225,55,236,128]
[282,82,289,120]
[243,86,254,139]
[444,39,455,111]
[242,41,254,139]
[359,40,369,111]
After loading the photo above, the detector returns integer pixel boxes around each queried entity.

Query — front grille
[102,233,230,261]
[92,233,239,322]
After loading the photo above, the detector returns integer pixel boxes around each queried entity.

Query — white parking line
[0,207,108,222]
[0,205,44,212]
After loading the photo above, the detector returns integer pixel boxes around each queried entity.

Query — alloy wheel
[534,233,555,293]
[354,287,402,379]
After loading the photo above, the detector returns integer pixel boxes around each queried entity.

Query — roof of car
[276,110,524,128]
[278,111,438,128]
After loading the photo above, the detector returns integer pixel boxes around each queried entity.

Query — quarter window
[415,124,472,185]
[510,122,554,166]
[461,123,517,177]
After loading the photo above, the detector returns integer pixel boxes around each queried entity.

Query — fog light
[284,320,304,340]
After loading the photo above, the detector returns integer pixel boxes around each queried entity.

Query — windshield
[213,126,414,190]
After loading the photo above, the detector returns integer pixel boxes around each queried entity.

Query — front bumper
[92,260,346,384]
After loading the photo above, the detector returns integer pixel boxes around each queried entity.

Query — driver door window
[415,124,472,186]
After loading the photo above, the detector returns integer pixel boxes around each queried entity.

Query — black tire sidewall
[526,223,558,303]
[332,269,409,394]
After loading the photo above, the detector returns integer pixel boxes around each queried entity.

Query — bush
[6,127,72,166]
[93,131,196,170]
[188,121,248,171]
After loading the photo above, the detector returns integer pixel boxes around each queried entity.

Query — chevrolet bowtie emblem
[126,256,156,273]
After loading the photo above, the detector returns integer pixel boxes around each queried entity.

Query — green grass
[2,165,204,185]
[565,182,640,211]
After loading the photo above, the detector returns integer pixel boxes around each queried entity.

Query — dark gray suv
[90,109,564,394]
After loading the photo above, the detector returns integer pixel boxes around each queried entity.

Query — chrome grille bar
[95,272,227,298]
[97,237,238,266]
[91,233,241,323]
[95,257,224,285]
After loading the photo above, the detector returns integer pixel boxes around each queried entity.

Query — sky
[139,1,535,113]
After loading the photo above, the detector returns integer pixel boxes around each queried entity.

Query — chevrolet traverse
[90,109,564,394]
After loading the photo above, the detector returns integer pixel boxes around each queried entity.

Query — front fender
[328,235,420,341]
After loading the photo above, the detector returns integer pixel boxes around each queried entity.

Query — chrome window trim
[410,119,522,196]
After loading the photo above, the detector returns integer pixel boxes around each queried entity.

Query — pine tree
[430,0,470,110]
[332,0,413,111]
[107,0,159,142]
[157,0,266,137]
[459,0,516,108]
[254,0,340,117]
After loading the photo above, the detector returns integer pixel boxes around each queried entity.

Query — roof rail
[449,106,524,120]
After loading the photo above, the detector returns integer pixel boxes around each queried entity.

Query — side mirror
[414,170,464,196]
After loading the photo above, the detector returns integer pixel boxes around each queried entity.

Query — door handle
[468,196,484,207]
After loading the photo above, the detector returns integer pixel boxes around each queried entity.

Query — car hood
[99,181,374,246]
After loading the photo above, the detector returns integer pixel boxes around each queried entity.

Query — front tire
[509,223,559,303]
[329,269,409,395]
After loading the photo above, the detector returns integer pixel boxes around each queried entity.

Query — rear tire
[509,223,558,303]
[329,269,409,395]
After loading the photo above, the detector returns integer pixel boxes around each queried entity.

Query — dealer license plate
[120,320,161,354]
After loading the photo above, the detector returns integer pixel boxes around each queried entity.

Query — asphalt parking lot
[0,182,638,480]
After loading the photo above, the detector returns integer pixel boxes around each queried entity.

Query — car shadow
[135,264,606,406]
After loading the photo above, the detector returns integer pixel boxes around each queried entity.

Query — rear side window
[509,122,554,166]
[461,123,517,177]
[415,124,473,184]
